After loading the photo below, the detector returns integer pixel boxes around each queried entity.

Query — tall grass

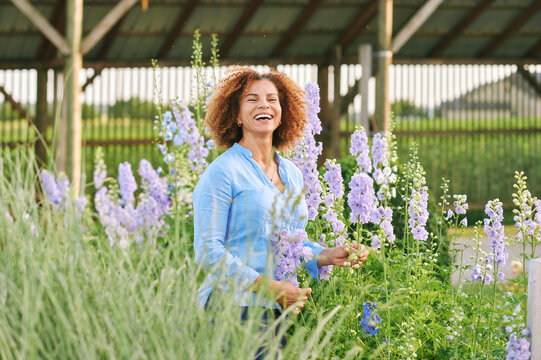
[0,147,351,359]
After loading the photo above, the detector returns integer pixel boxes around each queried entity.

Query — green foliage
[391,100,427,118]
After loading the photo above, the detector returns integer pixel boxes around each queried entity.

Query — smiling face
[237,79,282,141]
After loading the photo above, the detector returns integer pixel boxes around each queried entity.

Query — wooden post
[359,44,372,135]
[375,0,393,136]
[64,0,83,193]
[35,69,49,166]
[317,65,330,166]
[331,45,342,158]
[528,259,541,359]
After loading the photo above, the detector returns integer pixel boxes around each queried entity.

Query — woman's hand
[251,275,311,314]
[318,244,369,267]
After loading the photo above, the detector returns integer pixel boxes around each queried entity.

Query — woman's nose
[258,100,270,108]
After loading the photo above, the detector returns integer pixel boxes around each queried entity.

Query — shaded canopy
[1,0,541,69]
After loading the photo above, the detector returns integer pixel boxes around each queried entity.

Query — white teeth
[255,114,272,120]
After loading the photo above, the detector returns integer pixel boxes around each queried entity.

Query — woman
[193,67,368,314]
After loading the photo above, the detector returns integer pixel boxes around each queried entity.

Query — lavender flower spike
[349,128,372,173]
[118,162,137,206]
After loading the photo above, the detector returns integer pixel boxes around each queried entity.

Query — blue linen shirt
[193,143,324,308]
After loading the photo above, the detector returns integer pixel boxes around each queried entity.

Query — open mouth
[254,114,273,120]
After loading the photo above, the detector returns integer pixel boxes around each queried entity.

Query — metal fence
[1,64,540,208]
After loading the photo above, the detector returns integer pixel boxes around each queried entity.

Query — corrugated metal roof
[0,0,540,69]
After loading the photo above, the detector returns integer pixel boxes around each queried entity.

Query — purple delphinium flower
[484,199,508,267]
[453,194,469,215]
[350,129,371,173]
[371,206,396,244]
[171,101,209,174]
[271,229,314,286]
[370,133,397,202]
[506,333,532,360]
[138,159,170,218]
[288,83,323,220]
[408,186,429,241]
[323,159,344,200]
[39,170,67,210]
[118,162,137,206]
[304,83,322,134]
[348,172,377,224]
[471,264,484,282]
[371,133,388,169]
[361,302,381,336]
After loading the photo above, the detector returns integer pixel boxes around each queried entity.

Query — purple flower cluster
[408,186,429,241]
[39,170,87,217]
[445,195,468,228]
[453,195,469,214]
[371,133,388,169]
[271,229,314,287]
[288,83,323,220]
[322,159,348,246]
[361,302,381,336]
[170,102,210,174]
[506,333,532,360]
[350,129,372,173]
[470,263,502,284]
[484,199,509,267]
[370,206,395,248]
[118,162,137,206]
[370,133,397,204]
[94,160,171,248]
[348,172,377,224]
[39,170,69,210]
[323,159,344,200]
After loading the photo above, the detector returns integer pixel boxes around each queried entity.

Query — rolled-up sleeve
[301,240,325,283]
[193,169,260,292]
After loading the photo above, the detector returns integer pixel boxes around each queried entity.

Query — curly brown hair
[205,66,307,151]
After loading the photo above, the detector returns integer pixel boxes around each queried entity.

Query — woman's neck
[238,136,274,165]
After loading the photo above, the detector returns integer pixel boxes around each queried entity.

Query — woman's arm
[317,244,369,267]
[193,169,260,292]
[250,274,311,313]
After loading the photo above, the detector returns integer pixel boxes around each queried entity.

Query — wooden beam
[82,68,103,92]
[97,16,124,60]
[428,0,494,57]
[64,0,83,193]
[391,0,443,54]
[331,45,341,158]
[334,1,377,52]
[10,0,70,55]
[271,0,324,57]
[36,0,65,60]
[359,44,371,133]
[479,0,541,57]
[157,0,198,59]
[35,69,49,165]
[375,0,392,136]
[220,0,264,58]
[317,66,330,166]
[0,85,35,124]
[80,0,137,55]
[518,65,541,98]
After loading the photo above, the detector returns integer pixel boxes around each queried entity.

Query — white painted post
[528,259,541,359]
[358,44,371,136]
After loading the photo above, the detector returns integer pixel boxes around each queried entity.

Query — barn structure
[0,0,540,206]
